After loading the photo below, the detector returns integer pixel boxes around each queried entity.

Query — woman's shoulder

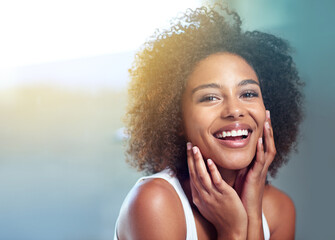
[263,184,296,240]
[117,177,186,240]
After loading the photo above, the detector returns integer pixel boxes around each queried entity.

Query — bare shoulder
[263,184,296,240]
[116,178,186,240]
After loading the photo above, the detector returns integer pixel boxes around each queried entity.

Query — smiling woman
[115,4,303,240]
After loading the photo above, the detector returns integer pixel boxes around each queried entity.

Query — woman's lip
[215,131,251,148]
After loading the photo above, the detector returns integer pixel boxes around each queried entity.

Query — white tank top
[114,168,270,240]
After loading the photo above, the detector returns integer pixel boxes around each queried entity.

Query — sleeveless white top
[114,168,270,240]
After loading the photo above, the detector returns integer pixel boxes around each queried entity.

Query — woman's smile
[182,52,266,170]
[212,123,252,148]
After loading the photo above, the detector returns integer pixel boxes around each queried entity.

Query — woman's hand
[234,110,276,239]
[187,142,248,240]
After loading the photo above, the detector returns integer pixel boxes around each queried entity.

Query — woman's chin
[212,153,254,170]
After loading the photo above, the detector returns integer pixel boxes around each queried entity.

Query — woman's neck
[218,168,239,187]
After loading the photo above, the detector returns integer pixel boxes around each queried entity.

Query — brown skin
[182,53,266,176]
[117,178,186,240]
[117,54,295,239]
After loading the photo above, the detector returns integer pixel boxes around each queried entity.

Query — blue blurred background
[0,0,334,239]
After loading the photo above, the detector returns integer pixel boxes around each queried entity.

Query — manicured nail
[266,110,270,119]
[258,138,263,145]
[207,159,213,166]
[265,121,270,129]
[187,142,192,150]
[192,146,198,154]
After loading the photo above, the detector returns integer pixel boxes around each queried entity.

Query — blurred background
[0,0,334,239]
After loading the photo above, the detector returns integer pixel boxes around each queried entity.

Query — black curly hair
[125,5,304,178]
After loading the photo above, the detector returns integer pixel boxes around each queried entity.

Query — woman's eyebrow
[191,83,221,94]
[238,79,259,86]
[191,79,259,94]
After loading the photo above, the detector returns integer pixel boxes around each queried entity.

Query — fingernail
[258,138,263,145]
[265,121,270,129]
[187,142,192,150]
[207,159,213,166]
[192,146,198,154]
[266,110,270,119]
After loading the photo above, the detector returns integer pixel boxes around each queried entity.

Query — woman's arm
[117,178,186,240]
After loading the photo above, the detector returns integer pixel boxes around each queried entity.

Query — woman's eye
[241,91,259,98]
[199,95,219,102]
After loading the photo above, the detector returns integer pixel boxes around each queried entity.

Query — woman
[115,5,303,240]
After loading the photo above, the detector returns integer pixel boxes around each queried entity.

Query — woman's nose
[220,98,245,119]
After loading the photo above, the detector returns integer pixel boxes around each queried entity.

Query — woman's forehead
[186,53,259,88]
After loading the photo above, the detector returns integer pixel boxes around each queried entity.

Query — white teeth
[216,129,249,139]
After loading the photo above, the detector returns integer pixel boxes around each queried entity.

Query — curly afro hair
[124,5,304,178]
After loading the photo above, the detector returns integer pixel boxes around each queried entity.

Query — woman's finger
[187,142,203,192]
[263,110,276,170]
[186,142,196,178]
[186,142,210,194]
[250,138,265,177]
[207,159,230,193]
[189,176,201,207]
[192,146,212,193]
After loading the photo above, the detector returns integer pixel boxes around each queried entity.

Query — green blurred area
[0,87,126,157]
[0,86,142,240]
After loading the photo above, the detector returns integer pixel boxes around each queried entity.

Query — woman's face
[182,53,266,170]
